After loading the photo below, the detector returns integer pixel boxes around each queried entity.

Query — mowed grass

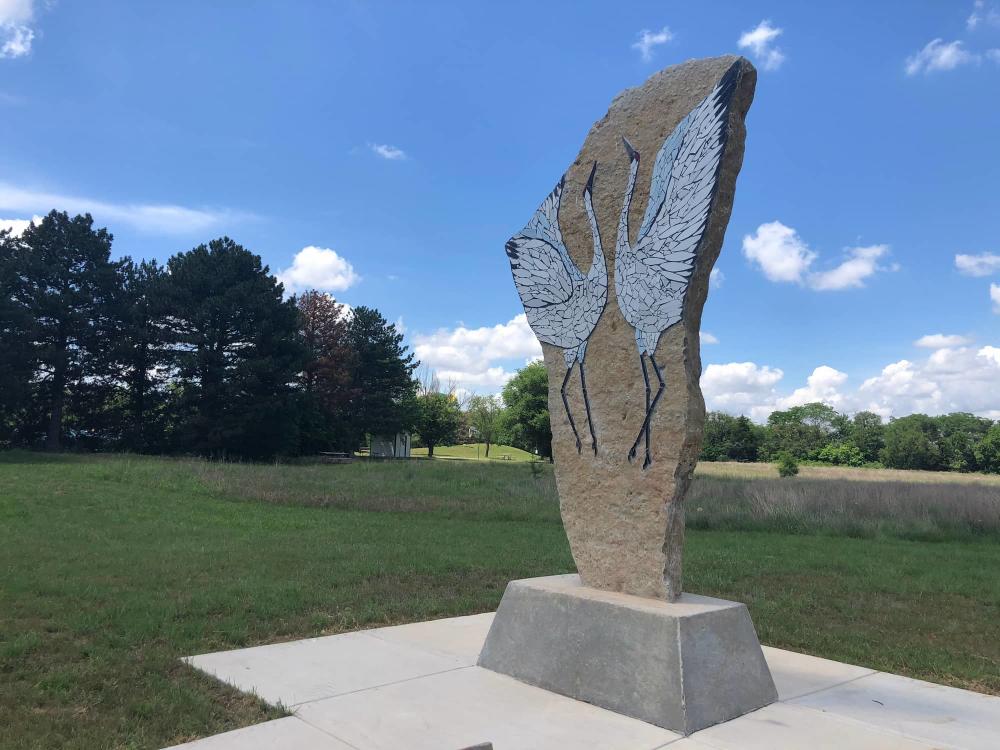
[1,453,998,749]
[410,442,538,461]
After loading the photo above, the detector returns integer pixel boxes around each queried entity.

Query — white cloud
[370,143,406,160]
[0,182,248,234]
[0,213,43,236]
[0,0,36,59]
[738,20,785,71]
[703,346,1000,422]
[955,252,1000,276]
[277,246,360,295]
[632,26,673,62]
[743,221,890,290]
[914,333,974,349]
[709,268,724,289]
[905,39,978,75]
[701,331,719,345]
[991,282,1000,313]
[968,0,1000,29]
[807,244,889,291]
[412,314,542,393]
[742,221,816,283]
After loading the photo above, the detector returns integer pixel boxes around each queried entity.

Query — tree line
[0,211,419,458]
[701,403,1000,474]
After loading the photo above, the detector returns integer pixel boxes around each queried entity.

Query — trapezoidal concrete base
[477,574,777,735]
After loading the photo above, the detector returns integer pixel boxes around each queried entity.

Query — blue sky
[3,0,999,419]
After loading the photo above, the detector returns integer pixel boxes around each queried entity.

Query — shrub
[777,452,799,478]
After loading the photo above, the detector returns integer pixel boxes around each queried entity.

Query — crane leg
[628,353,651,464]
[579,361,597,455]
[561,364,582,453]
[628,352,666,469]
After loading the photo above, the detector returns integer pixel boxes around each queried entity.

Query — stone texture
[539,55,756,599]
[477,574,777,735]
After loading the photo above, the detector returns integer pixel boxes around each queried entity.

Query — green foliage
[764,402,850,460]
[816,442,865,467]
[345,306,418,447]
[975,424,1000,474]
[701,412,762,462]
[850,410,885,463]
[777,451,799,477]
[501,360,551,459]
[880,414,943,471]
[414,392,462,456]
[467,395,505,458]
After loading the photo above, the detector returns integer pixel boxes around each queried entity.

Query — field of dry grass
[697,460,1000,485]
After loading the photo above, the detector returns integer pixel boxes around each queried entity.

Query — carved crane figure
[505,162,608,454]
[615,61,741,468]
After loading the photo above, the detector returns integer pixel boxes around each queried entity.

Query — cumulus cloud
[742,221,816,283]
[0,182,248,234]
[955,252,1000,276]
[905,39,978,75]
[701,331,719,345]
[0,0,35,59]
[737,20,785,71]
[0,213,43,236]
[915,333,974,348]
[370,143,407,160]
[742,221,890,290]
[703,343,1000,422]
[277,246,360,295]
[632,26,673,62]
[807,245,890,291]
[412,314,542,393]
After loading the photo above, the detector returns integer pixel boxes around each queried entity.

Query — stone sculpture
[504,54,755,601]
[480,56,774,736]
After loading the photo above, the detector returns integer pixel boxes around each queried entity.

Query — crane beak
[622,136,638,162]
[584,161,597,197]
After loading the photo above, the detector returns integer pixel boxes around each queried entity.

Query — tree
[296,291,356,452]
[501,361,552,459]
[701,412,762,462]
[160,237,305,459]
[108,258,170,452]
[936,412,992,472]
[763,402,849,460]
[850,410,884,464]
[0,225,36,445]
[974,423,1000,474]
[345,306,418,447]
[467,395,504,458]
[880,414,942,470]
[776,451,799,477]
[414,392,462,457]
[1,211,117,450]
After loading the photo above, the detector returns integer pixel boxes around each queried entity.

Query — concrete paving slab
[162,717,354,749]
[794,671,1000,750]
[761,645,876,700]
[687,702,941,749]
[364,612,493,662]
[185,630,467,707]
[295,666,681,750]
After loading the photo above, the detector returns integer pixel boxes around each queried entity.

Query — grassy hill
[411,442,538,461]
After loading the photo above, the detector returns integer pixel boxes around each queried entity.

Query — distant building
[370,432,411,458]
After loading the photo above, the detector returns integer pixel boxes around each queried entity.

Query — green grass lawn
[1,452,997,749]
[410,442,538,461]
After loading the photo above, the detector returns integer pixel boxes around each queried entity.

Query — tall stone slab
[506,55,756,600]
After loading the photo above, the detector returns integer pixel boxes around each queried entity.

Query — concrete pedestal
[477,574,777,735]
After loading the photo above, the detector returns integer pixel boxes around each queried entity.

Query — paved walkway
[168,612,1000,749]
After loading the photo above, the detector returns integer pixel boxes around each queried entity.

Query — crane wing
[635,61,742,283]
[505,178,576,309]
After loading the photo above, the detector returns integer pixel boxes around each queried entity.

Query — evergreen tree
[161,237,305,459]
[0,225,36,445]
[0,211,116,450]
[345,306,418,447]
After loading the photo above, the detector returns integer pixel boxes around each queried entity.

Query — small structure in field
[369,432,411,458]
